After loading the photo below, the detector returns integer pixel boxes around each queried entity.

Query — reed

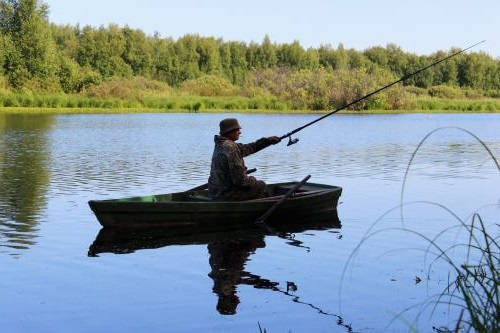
[0,93,290,112]
[341,127,499,332]
[442,213,499,332]
[412,97,500,112]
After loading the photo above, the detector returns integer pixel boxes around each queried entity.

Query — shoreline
[1,107,500,115]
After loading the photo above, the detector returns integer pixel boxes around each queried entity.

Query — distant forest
[1,0,500,111]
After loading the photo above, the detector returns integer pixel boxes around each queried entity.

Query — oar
[255,175,311,224]
[188,168,257,192]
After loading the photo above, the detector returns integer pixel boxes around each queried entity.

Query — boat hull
[89,182,342,229]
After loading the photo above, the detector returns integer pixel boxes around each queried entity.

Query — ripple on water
[0,218,40,254]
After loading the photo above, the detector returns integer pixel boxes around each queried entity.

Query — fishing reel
[287,136,299,146]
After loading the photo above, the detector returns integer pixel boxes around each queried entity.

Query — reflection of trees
[0,114,53,254]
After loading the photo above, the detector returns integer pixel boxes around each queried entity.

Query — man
[208,118,281,201]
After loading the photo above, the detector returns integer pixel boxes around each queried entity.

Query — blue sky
[46,0,499,57]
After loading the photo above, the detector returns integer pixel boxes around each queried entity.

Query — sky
[46,0,499,57]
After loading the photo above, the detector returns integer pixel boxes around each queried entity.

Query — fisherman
[208,118,281,201]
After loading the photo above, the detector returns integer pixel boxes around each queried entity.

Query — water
[0,112,499,332]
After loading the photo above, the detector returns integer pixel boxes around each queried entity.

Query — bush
[464,89,484,99]
[245,67,410,111]
[428,85,465,99]
[405,85,428,96]
[86,77,171,99]
[180,75,240,97]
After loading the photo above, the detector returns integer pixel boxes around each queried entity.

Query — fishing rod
[280,40,486,146]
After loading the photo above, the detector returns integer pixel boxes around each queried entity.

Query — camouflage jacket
[208,135,272,200]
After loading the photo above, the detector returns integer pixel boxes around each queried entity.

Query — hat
[219,118,241,135]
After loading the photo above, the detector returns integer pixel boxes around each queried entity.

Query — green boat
[88,181,342,229]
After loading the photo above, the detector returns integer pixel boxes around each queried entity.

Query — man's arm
[237,136,281,157]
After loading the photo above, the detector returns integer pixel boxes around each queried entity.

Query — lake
[0,112,499,332]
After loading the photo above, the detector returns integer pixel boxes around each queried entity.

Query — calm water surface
[0,113,499,332]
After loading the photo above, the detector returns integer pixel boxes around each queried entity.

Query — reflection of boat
[88,212,341,316]
[88,210,341,256]
[88,182,342,228]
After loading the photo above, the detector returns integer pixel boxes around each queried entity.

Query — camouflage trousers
[223,181,267,201]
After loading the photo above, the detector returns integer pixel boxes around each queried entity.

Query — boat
[88,181,342,229]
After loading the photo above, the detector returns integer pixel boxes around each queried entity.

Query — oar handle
[188,168,257,192]
[246,168,257,175]
[255,175,311,224]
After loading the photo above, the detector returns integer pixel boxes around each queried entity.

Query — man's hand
[267,136,281,145]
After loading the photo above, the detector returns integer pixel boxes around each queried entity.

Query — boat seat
[186,189,324,202]
[187,193,213,202]
[275,184,319,192]
[247,190,324,202]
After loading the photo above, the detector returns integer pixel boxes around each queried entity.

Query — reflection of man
[208,118,280,201]
[207,235,266,315]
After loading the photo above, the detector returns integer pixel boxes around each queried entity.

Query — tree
[122,27,153,76]
[50,23,79,59]
[218,40,232,82]
[430,50,457,86]
[196,36,221,74]
[256,35,277,68]
[403,55,434,88]
[77,25,132,78]
[364,46,389,67]
[318,44,348,70]
[0,0,57,89]
[151,36,179,85]
[277,40,306,68]
[0,32,9,75]
[175,34,201,82]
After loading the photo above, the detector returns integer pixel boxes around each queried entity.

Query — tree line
[1,0,499,96]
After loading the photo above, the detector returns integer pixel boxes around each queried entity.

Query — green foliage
[244,67,408,110]
[180,74,239,96]
[453,215,499,332]
[50,24,79,58]
[0,92,292,111]
[175,34,202,82]
[413,97,500,111]
[405,85,428,97]
[318,44,349,70]
[85,76,171,99]
[0,32,6,71]
[76,25,133,78]
[1,0,500,110]
[195,36,220,74]
[122,27,152,76]
[56,56,80,93]
[276,40,319,69]
[0,0,58,90]
[428,84,465,99]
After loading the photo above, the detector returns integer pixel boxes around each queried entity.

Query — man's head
[219,118,241,141]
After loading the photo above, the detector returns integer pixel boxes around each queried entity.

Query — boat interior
[113,182,337,203]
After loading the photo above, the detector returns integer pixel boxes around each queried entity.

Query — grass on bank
[0,94,290,112]
[1,94,500,114]
[1,76,500,114]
